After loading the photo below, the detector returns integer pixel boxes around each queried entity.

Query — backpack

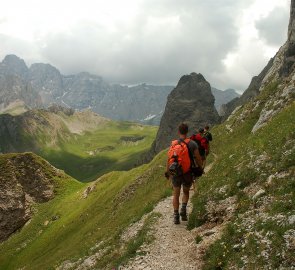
[204,131,213,142]
[168,138,191,176]
[191,134,205,150]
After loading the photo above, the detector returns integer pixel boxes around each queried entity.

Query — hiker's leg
[182,185,190,203]
[173,186,181,211]
[180,173,193,221]
[172,185,181,224]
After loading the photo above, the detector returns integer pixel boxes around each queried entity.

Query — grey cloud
[40,0,252,87]
[256,6,289,46]
[0,34,43,64]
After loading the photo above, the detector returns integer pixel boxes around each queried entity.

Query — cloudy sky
[0,0,290,92]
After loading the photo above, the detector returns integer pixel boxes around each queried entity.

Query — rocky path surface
[122,158,224,270]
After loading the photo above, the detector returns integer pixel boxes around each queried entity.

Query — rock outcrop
[145,73,220,160]
[0,152,65,242]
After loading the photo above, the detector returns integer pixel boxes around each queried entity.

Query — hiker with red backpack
[165,123,203,224]
[190,128,209,163]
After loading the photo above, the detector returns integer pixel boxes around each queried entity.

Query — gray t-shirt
[187,139,198,155]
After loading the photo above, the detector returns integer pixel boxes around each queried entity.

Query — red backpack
[168,138,191,175]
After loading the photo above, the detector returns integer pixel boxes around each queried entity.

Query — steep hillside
[189,89,295,269]
[0,106,157,181]
[0,151,170,270]
[187,2,295,266]
[145,72,220,161]
[0,152,76,242]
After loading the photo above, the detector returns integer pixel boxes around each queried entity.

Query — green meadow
[40,121,157,182]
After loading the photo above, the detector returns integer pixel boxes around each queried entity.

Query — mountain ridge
[0,55,239,124]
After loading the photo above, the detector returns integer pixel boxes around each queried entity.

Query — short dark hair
[178,123,188,135]
[199,128,204,133]
[205,125,210,130]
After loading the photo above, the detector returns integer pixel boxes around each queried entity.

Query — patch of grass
[195,235,203,244]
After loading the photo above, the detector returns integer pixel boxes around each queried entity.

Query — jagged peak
[177,72,206,87]
[1,54,28,74]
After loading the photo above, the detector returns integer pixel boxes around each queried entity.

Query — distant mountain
[211,87,240,113]
[0,55,42,111]
[0,56,173,125]
[0,55,239,124]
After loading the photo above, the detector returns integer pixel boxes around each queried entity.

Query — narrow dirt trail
[122,155,224,270]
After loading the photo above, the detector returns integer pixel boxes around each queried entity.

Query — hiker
[165,123,203,224]
[204,125,213,150]
[190,128,209,163]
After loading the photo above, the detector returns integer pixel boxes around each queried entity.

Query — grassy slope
[0,151,170,270]
[41,121,157,182]
[189,82,295,269]
[0,107,157,182]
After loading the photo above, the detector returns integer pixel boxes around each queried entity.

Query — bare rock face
[280,0,295,77]
[145,73,220,160]
[0,55,42,111]
[0,153,59,242]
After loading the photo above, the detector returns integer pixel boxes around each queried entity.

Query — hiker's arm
[164,160,170,179]
[193,149,203,169]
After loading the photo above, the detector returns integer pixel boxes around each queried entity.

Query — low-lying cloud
[0,0,290,91]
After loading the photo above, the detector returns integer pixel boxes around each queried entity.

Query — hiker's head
[198,128,204,134]
[178,123,189,136]
[204,125,210,131]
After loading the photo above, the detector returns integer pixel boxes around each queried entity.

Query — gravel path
[122,156,223,270]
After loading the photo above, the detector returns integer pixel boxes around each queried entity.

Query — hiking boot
[180,209,188,221]
[174,213,180,224]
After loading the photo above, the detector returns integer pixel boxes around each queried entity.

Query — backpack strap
[180,139,197,168]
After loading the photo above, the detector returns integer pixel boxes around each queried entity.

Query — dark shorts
[172,172,194,188]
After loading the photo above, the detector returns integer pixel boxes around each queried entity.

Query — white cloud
[0,0,291,91]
